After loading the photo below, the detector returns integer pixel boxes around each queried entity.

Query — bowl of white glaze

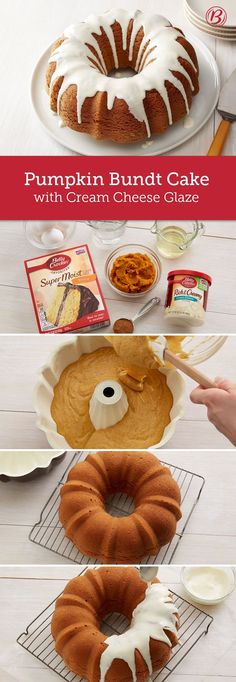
[33,336,185,450]
[181,566,236,605]
[0,450,66,481]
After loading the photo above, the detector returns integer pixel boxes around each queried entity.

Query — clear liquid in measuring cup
[156,225,187,259]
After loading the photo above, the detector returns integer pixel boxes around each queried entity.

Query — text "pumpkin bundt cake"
[59,451,182,563]
[52,566,180,682]
[46,8,199,143]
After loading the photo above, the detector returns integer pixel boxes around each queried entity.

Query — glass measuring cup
[87,220,126,246]
[151,221,205,259]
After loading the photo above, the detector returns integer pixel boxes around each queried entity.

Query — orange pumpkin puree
[110,252,156,293]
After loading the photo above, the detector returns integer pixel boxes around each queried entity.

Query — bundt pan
[0,450,66,482]
[33,336,185,449]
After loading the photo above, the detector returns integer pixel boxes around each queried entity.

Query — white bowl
[33,336,185,449]
[181,566,236,605]
[0,450,66,479]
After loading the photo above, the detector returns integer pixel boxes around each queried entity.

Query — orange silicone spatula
[150,338,217,389]
[208,68,236,156]
[164,349,217,389]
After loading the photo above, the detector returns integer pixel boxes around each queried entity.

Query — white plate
[31,35,220,157]
[0,450,65,477]
[186,0,236,26]
[185,8,236,39]
[185,6,236,32]
[185,3,236,34]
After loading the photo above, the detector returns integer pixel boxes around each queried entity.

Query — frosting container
[165,270,212,326]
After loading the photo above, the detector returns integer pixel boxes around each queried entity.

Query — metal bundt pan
[0,451,66,482]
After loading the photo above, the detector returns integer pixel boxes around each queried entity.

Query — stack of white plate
[184,0,236,40]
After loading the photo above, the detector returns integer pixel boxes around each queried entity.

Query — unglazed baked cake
[45,8,199,143]
[59,451,182,563]
[51,567,180,682]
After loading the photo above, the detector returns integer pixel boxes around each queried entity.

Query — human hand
[190,377,236,446]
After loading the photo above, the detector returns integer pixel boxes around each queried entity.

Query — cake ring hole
[105,492,135,516]
[103,386,115,398]
[108,67,136,79]
[100,612,130,635]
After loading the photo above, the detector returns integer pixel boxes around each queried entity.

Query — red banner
[0,156,235,219]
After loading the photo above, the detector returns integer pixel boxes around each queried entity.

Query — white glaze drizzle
[49,9,197,137]
[100,583,179,682]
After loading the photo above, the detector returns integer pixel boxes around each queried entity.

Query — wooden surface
[1,221,236,333]
[0,0,236,156]
[0,333,235,449]
[0,450,236,565]
[0,565,235,682]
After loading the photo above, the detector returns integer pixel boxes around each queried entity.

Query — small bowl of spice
[105,243,161,298]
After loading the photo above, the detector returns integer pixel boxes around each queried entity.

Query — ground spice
[113,318,134,333]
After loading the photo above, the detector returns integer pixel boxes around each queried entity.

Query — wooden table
[0,450,236,565]
[0,333,235,449]
[0,0,236,156]
[0,565,235,682]
[1,221,236,333]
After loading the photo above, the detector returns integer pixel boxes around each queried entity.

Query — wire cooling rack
[29,451,205,564]
[17,567,213,682]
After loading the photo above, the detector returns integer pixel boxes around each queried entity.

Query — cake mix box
[24,244,110,333]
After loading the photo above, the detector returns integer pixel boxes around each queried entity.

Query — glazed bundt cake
[51,566,180,682]
[46,8,199,143]
[59,451,182,563]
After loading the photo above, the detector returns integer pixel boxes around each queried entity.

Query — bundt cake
[45,8,199,144]
[51,566,180,682]
[59,451,182,563]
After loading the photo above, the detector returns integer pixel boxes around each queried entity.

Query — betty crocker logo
[181,276,197,288]
[46,254,71,271]
[205,6,227,25]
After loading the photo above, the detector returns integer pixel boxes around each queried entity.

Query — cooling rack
[17,567,213,682]
[29,451,205,564]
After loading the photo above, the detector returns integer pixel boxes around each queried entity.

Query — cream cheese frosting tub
[165,270,212,327]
